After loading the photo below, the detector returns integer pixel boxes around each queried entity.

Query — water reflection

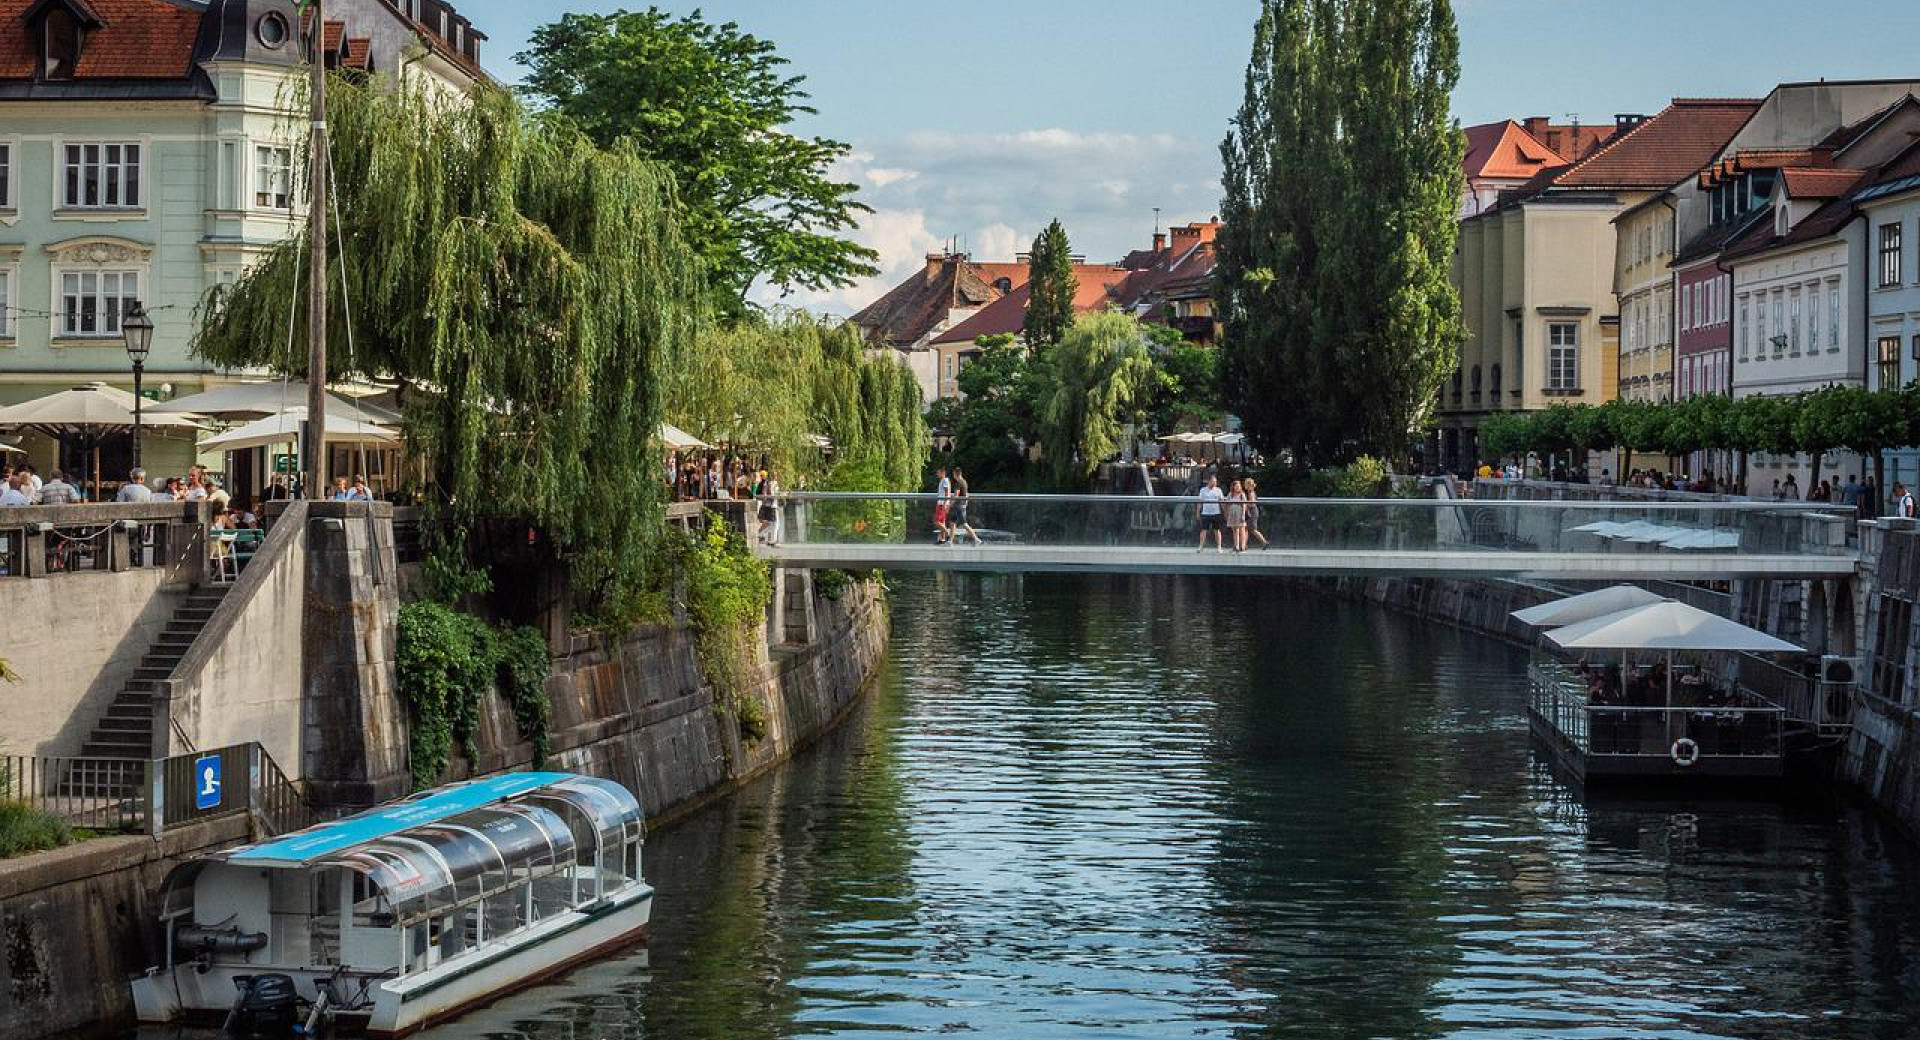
[136,575,1920,1040]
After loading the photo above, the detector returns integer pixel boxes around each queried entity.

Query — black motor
[227,973,301,1036]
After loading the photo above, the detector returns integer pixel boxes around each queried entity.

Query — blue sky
[455,0,1920,312]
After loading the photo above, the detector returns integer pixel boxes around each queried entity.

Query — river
[155,575,1920,1039]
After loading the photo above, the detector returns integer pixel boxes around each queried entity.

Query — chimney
[1614,113,1647,133]
[1152,231,1167,251]
[1015,251,1032,264]
[1523,116,1551,137]
[924,252,951,279]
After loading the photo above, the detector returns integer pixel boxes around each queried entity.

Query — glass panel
[124,144,140,206]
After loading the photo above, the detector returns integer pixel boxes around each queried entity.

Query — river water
[151,575,1920,1040]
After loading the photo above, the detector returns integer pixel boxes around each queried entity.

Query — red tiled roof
[323,19,344,52]
[1860,140,1920,191]
[0,0,201,80]
[932,265,1133,345]
[851,256,1024,347]
[1550,99,1762,190]
[1781,167,1865,199]
[1463,121,1566,181]
[344,38,371,71]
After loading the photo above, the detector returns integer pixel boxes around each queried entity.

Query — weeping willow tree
[193,79,702,619]
[665,312,926,491]
[1040,312,1157,485]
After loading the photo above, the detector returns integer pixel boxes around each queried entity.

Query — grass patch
[0,801,77,859]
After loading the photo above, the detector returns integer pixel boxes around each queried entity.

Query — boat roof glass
[225,773,634,867]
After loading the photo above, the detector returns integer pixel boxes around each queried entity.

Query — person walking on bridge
[950,468,982,546]
[1225,479,1249,552]
[1243,477,1270,549]
[1196,475,1226,553]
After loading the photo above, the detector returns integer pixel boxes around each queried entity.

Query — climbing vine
[655,520,773,742]
[193,77,703,622]
[396,602,554,788]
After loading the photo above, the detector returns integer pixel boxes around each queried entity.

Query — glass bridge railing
[769,493,1858,558]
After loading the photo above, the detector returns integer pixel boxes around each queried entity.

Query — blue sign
[194,754,223,811]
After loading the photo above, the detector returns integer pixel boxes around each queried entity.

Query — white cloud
[757,126,1223,315]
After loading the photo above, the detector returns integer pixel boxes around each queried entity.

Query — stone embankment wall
[451,576,888,826]
[1840,523,1920,831]
[0,816,248,1040]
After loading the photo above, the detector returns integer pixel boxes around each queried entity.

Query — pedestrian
[347,475,371,502]
[0,473,28,507]
[37,469,80,505]
[1783,473,1800,500]
[1864,475,1880,520]
[1225,479,1249,552]
[1810,479,1832,503]
[207,476,232,512]
[1243,477,1270,549]
[950,468,982,545]
[756,470,781,545]
[1770,479,1783,500]
[331,476,352,501]
[1842,474,1863,516]
[20,464,40,501]
[117,468,153,503]
[264,474,290,501]
[932,467,952,545]
[1195,474,1226,553]
[1598,468,1615,488]
[1894,482,1917,519]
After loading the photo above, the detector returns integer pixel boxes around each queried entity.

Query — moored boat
[131,772,651,1038]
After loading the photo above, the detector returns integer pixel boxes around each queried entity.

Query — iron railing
[0,754,149,833]
[0,742,314,842]
[1528,660,1785,762]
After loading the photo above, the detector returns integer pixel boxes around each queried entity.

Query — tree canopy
[1218,0,1465,467]
[1023,219,1079,353]
[193,79,702,621]
[1039,313,1158,484]
[516,7,877,315]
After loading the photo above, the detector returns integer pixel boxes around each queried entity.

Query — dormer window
[24,0,101,82]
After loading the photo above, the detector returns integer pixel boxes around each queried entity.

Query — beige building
[1438,101,1760,472]
[1613,200,1677,404]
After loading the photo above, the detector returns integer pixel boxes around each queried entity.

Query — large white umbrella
[1511,584,1665,628]
[199,406,395,453]
[659,422,711,451]
[0,382,205,433]
[154,381,399,424]
[1545,601,1803,653]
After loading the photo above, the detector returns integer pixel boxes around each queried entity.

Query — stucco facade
[1613,200,1676,404]
[1859,180,1920,490]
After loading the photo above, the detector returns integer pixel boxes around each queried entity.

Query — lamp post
[122,301,154,468]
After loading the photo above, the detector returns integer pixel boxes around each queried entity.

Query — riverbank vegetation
[395,602,555,788]
[1478,386,1920,491]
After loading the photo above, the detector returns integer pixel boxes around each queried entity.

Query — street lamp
[122,301,154,468]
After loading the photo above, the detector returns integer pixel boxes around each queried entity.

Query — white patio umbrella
[0,382,206,491]
[154,380,398,424]
[1511,584,1665,628]
[1545,599,1804,739]
[198,406,396,452]
[660,422,711,451]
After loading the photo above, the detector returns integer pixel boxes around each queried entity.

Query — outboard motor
[226,973,300,1036]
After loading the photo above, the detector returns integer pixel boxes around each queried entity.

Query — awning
[1545,601,1805,653]
[1511,585,1665,628]
[199,406,396,452]
[154,380,399,423]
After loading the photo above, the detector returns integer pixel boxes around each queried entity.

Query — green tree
[1143,338,1224,436]
[193,80,701,623]
[516,8,876,315]
[1039,314,1158,485]
[943,335,1045,486]
[1023,219,1079,353]
[1219,0,1465,467]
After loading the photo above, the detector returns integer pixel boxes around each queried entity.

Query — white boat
[131,772,652,1038]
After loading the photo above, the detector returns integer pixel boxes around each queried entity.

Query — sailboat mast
[304,0,330,499]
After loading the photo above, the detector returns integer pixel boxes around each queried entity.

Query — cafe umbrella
[0,382,206,495]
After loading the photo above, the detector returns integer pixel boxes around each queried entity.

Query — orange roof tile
[0,0,201,80]
[1780,167,1865,199]
[1549,99,1762,190]
[1463,121,1567,181]
[932,265,1132,345]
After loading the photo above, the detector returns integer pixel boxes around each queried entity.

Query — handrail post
[147,757,163,840]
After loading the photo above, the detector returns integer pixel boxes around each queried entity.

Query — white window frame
[1547,322,1579,390]
[0,263,14,339]
[1789,291,1801,354]
[1739,297,1750,359]
[54,267,140,338]
[1829,287,1841,351]
[253,144,293,210]
[58,140,144,210]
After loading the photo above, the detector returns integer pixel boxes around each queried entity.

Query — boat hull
[132,885,653,1038]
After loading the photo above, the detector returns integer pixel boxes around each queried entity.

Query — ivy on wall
[396,602,554,788]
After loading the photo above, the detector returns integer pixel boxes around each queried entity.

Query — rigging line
[280,204,306,420]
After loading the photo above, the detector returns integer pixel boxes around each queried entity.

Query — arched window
[1489,363,1502,397]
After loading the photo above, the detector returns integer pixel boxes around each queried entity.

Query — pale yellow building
[1438,101,1760,472]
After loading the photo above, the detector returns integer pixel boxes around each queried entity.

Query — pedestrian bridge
[754,493,1860,581]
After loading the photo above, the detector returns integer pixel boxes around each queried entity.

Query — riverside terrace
[753,494,1861,580]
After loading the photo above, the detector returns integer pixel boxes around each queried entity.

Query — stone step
[96,714,151,734]
[80,737,149,759]
[130,666,174,683]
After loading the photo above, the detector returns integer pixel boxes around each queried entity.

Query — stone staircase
[75,584,231,760]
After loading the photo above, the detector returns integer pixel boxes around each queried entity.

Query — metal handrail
[775,491,1857,513]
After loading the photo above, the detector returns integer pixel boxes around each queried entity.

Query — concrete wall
[0,815,249,1040]
[6,566,178,755]
[163,505,307,768]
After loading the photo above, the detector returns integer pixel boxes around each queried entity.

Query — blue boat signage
[230,772,572,864]
[193,755,222,811]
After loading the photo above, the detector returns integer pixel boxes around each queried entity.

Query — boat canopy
[159,773,644,920]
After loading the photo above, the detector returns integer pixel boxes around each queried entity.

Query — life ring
[1670,738,1700,768]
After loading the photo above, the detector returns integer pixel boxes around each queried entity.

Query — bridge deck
[758,543,1857,580]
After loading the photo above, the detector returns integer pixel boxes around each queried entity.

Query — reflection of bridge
[756,493,1859,581]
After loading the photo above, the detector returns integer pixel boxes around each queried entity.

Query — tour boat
[130,772,652,1038]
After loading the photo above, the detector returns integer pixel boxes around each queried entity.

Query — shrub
[397,602,553,788]
[0,801,75,859]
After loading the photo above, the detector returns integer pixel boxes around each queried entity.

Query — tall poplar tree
[1023,219,1079,354]
[1218,0,1465,467]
